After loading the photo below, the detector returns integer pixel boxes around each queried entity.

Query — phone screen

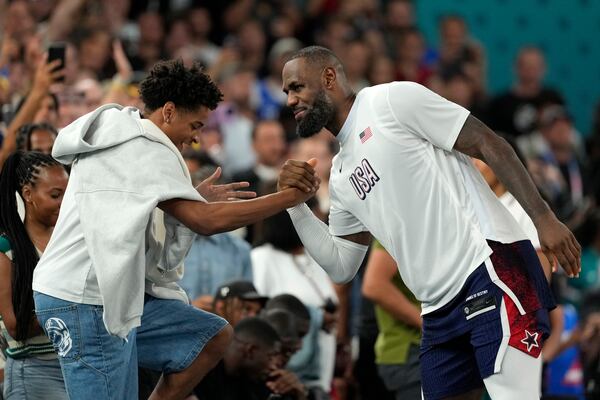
[47,42,66,82]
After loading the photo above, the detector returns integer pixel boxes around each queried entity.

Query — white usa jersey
[328,82,529,313]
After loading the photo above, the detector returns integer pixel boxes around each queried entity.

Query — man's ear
[323,66,337,89]
[162,101,176,123]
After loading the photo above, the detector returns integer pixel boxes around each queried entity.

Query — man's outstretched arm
[279,159,371,283]
[453,114,581,277]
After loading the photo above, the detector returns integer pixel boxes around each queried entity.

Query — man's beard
[296,90,335,138]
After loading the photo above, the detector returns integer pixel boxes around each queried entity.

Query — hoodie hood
[53,104,145,164]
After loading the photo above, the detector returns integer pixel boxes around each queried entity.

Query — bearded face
[295,89,335,138]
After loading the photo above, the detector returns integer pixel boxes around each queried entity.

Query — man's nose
[287,93,299,108]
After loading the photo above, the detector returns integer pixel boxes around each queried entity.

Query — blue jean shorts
[34,292,227,400]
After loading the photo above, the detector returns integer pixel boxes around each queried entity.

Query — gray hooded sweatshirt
[33,104,204,339]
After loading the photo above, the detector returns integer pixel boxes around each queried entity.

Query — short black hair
[235,317,280,348]
[265,294,310,323]
[286,46,344,72]
[261,309,298,340]
[139,59,223,113]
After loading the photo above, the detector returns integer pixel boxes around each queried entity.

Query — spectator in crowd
[383,0,415,57]
[261,309,309,400]
[236,19,267,75]
[394,27,434,87]
[523,105,591,224]
[165,17,193,60]
[362,242,422,400]
[252,199,339,398]
[193,317,282,400]
[487,46,564,138]
[0,54,63,170]
[186,7,221,68]
[254,37,303,120]
[213,281,269,327]
[14,92,60,128]
[212,66,257,175]
[367,56,396,86]
[339,39,371,93]
[0,152,69,399]
[74,27,114,81]
[232,120,287,197]
[130,11,165,71]
[15,123,57,154]
[435,15,486,97]
[264,294,312,346]
[232,120,287,242]
[442,70,486,120]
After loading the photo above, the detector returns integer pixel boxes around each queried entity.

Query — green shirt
[373,241,422,365]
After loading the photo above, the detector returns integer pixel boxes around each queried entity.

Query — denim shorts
[3,356,67,400]
[34,292,227,400]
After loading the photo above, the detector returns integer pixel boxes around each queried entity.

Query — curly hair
[139,59,223,113]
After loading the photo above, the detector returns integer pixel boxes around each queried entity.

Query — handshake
[277,158,321,206]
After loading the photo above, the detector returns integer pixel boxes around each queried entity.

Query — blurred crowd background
[1,1,600,399]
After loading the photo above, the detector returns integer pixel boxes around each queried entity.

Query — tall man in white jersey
[278,46,581,399]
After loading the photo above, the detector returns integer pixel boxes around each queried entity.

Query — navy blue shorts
[420,240,555,400]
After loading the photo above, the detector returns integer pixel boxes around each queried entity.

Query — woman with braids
[31,59,318,400]
[0,151,69,400]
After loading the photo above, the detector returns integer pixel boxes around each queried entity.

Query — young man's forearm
[161,189,301,236]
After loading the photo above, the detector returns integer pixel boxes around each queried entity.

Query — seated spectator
[213,280,269,327]
[261,309,308,400]
[264,294,312,345]
[193,317,282,400]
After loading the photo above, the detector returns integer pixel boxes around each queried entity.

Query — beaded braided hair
[0,151,62,340]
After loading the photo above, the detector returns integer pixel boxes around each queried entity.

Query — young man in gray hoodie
[32,60,319,400]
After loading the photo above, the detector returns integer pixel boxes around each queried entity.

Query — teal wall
[415,0,600,135]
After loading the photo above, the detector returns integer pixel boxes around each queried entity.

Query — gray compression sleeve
[287,203,369,283]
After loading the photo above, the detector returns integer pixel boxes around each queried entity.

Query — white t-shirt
[328,82,529,313]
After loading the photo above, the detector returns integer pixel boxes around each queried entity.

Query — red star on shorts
[520,330,539,352]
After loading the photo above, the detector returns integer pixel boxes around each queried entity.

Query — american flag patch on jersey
[359,127,373,143]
